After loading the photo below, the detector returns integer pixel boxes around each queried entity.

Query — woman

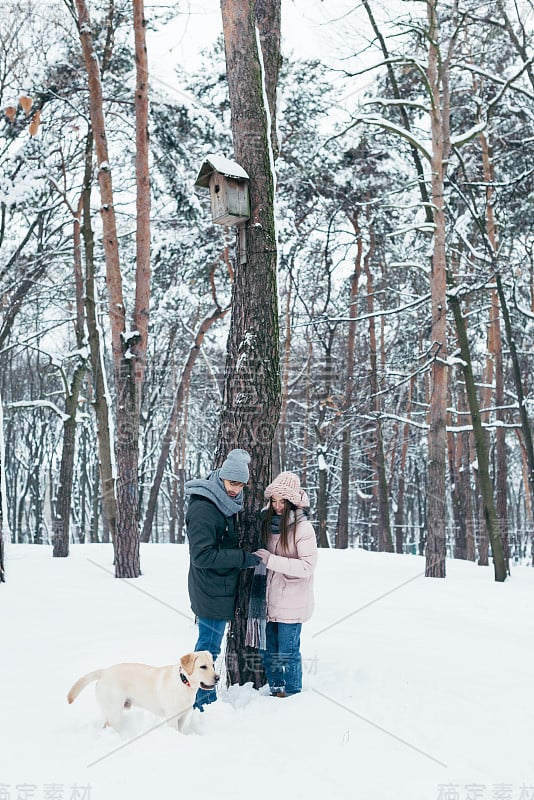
[255,471,318,697]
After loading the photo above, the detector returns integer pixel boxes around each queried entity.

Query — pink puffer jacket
[264,514,318,623]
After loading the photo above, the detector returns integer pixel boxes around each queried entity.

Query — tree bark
[301,334,313,487]
[253,0,281,160]
[337,425,350,549]
[82,129,117,546]
[336,213,362,549]
[425,0,449,578]
[132,0,151,408]
[52,365,86,557]
[363,224,392,552]
[315,327,335,549]
[393,377,415,554]
[75,0,140,576]
[451,385,474,560]
[479,129,509,571]
[52,185,87,557]
[496,272,534,522]
[448,288,507,581]
[174,383,190,544]
[316,441,329,548]
[218,0,281,688]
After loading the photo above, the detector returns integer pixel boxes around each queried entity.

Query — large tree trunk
[393,377,415,554]
[132,0,151,408]
[449,393,468,560]
[172,383,190,545]
[76,0,142,578]
[494,356,509,570]
[53,193,87,557]
[363,225,392,552]
[113,0,151,576]
[337,426,351,550]
[336,213,362,549]
[315,328,335,549]
[480,129,509,572]
[82,130,117,545]
[448,289,507,581]
[495,273,534,534]
[425,0,449,578]
[316,439,329,548]
[52,368,86,556]
[301,336,313,487]
[218,0,281,688]
[447,412,462,556]
[481,293,508,568]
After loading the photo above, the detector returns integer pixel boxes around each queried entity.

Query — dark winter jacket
[186,494,247,620]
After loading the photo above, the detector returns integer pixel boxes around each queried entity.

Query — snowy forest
[0,0,533,586]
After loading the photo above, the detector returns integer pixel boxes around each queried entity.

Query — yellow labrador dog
[67,650,218,732]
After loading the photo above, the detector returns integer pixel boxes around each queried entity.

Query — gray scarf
[185,469,244,517]
[245,561,267,650]
[245,508,310,650]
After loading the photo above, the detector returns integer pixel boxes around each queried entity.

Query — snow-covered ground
[1,543,533,800]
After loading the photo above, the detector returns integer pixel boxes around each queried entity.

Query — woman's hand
[255,548,271,565]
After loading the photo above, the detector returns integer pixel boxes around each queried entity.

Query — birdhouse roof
[194,154,250,188]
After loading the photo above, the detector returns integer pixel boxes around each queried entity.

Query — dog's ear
[180,652,196,675]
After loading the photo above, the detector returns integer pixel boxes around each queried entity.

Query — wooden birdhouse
[195,154,250,226]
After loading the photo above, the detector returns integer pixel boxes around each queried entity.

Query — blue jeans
[261,621,303,695]
[193,617,227,711]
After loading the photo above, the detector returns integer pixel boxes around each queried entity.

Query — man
[185,448,261,711]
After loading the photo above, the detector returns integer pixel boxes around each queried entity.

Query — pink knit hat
[264,471,310,509]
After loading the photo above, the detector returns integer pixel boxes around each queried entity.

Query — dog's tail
[67,670,101,704]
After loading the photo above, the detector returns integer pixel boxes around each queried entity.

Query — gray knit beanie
[219,448,251,483]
